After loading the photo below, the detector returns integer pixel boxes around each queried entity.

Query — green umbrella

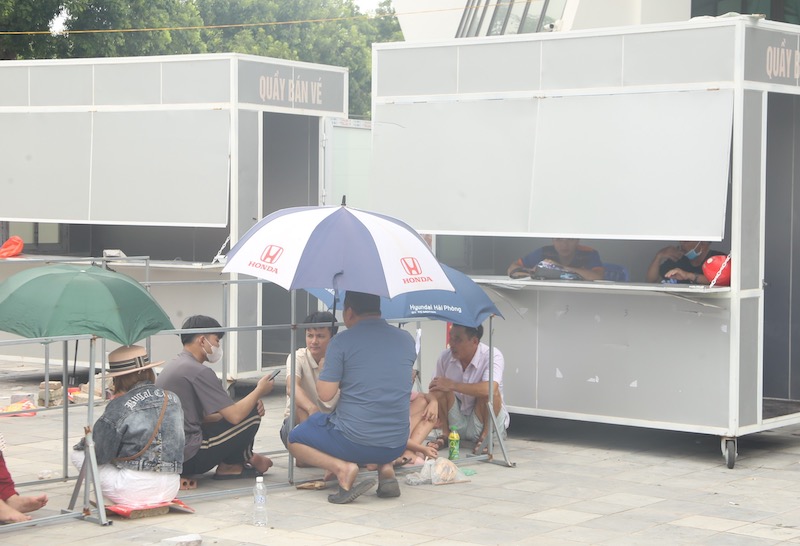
[0,264,173,345]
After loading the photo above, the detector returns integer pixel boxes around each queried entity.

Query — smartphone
[267,369,281,381]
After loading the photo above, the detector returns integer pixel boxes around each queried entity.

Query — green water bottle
[448,427,460,460]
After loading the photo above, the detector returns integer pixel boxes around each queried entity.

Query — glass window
[38,223,60,244]
[458,0,481,37]
[487,0,512,35]
[478,0,501,36]
[504,0,544,34]
[520,0,545,33]
[542,0,568,30]
[691,0,800,22]
[9,222,34,242]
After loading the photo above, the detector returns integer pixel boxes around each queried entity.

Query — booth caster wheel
[721,437,737,469]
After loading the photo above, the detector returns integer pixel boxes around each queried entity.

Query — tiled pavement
[2,364,800,545]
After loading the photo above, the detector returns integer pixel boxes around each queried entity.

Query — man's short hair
[181,315,224,345]
[304,311,338,336]
[343,291,381,315]
[453,323,483,341]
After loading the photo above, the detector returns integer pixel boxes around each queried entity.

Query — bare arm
[216,374,274,425]
[664,268,708,285]
[507,259,532,278]
[286,377,319,415]
[317,379,339,403]
[429,376,496,398]
[647,245,684,282]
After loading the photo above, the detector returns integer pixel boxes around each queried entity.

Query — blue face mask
[684,243,701,260]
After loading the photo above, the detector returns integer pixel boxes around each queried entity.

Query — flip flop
[212,466,262,480]
[426,436,447,450]
[327,478,377,504]
[296,479,329,490]
[376,478,401,498]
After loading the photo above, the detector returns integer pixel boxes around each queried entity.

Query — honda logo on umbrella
[401,257,434,284]
[401,257,422,276]
[260,245,284,264]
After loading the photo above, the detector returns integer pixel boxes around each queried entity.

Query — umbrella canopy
[223,205,454,298]
[308,264,503,328]
[0,264,173,346]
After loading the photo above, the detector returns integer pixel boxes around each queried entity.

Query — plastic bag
[0,399,37,417]
[405,457,434,485]
[406,457,470,486]
[430,456,470,485]
[0,236,23,258]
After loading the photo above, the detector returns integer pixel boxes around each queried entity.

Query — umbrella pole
[67,337,110,525]
[480,315,514,467]
[60,343,69,479]
[288,290,297,484]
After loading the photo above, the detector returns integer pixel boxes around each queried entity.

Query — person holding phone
[279,311,339,451]
[156,315,276,487]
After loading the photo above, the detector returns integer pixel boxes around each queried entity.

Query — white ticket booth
[0,53,349,378]
[350,16,800,467]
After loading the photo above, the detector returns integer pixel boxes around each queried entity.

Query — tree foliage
[0,0,403,117]
[0,0,63,59]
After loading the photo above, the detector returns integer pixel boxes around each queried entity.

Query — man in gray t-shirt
[156,315,276,486]
[288,291,416,504]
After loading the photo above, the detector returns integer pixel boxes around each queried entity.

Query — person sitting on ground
[288,291,416,504]
[0,433,48,523]
[71,345,184,506]
[646,241,726,284]
[507,238,604,281]
[428,323,510,454]
[393,380,441,467]
[156,315,275,487]
[280,311,340,454]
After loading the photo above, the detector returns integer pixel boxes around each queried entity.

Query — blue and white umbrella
[308,264,502,328]
[223,205,454,298]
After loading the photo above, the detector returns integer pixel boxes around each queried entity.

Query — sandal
[327,478,376,504]
[393,456,412,468]
[426,436,447,450]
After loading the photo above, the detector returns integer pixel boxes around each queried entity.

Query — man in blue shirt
[507,238,604,280]
[288,291,416,504]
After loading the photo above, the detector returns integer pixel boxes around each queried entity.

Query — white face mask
[203,338,223,364]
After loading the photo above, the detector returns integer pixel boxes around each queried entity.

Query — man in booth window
[646,241,726,284]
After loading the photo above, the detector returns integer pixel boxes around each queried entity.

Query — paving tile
[670,514,750,532]
[593,493,665,508]
[524,508,602,525]
[350,528,443,545]
[729,523,800,541]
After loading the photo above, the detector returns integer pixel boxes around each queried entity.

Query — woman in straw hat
[71,345,185,506]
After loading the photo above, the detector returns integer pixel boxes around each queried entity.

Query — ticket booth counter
[354,16,800,467]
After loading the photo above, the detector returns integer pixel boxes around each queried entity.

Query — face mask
[203,338,223,363]
[684,243,701,261]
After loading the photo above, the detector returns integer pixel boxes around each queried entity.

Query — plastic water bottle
[252,476,267,527]
[448,428,460,460]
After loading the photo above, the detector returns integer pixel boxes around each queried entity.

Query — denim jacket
[75,381,185,473]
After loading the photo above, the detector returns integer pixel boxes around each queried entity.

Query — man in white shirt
[279,311,339,450]
[429,323,510,454]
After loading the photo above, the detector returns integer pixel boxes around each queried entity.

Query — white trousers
[71,450,179,507]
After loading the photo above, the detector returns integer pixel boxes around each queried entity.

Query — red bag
[0,236,23,258]
[703,254,731,287]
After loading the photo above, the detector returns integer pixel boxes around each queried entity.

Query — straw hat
[106,345,164,377]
